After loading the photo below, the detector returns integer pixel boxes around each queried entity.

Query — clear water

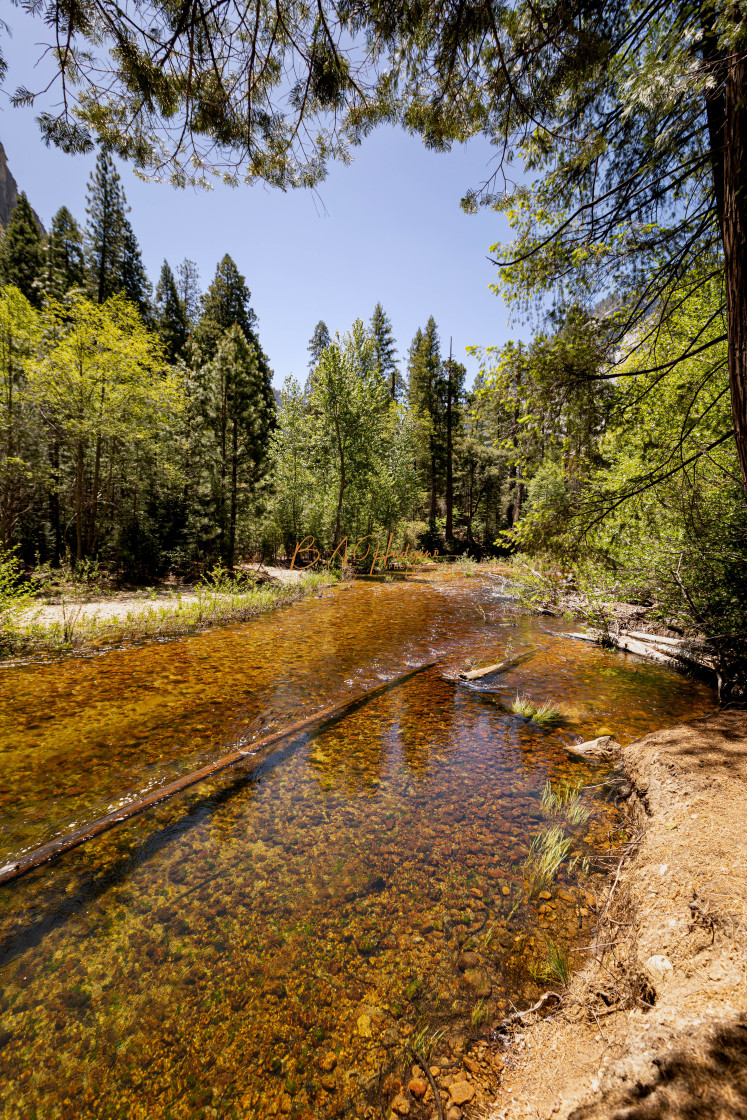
[0,573,715,1118]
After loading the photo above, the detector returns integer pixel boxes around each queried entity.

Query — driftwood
[0,660,437,888]
[459,647,542,681]
[559,628,715,676]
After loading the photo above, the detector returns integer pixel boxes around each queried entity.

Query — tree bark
[723,47,747,496]
[229,417,238,569]
[445,364,454,539]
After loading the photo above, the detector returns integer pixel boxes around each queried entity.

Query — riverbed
[0,572,715,1119]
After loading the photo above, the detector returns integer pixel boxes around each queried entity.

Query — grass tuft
[541,779,590,826]
[530,937,572,986]
[523,825,573,892]
[511,693,564,725]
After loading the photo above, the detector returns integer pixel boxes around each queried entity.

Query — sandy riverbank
[486,709,747,1120]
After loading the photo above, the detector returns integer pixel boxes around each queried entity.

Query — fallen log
[560,629,716,676]
[0,660,437,888]
[459,647,543,680]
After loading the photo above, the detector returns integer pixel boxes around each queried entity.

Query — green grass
[541,779,590,826]
[511,693,565,725]
[0,570,337,658]
[529,937,572,986]
[523,825,573,892]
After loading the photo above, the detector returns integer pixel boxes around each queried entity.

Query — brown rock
[446,1109,462,1120]
[463,968,492,997]
[457,950,480,971]
[320,1053,337,1073]
[408,1078,428,1100]
[450,1081,476,1106]
[463,1056,480,1075]
[391,1094,411,1115]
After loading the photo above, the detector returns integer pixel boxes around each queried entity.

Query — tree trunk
[228,417,238,569]
[429,443,437,530]
[723,47,747,496]
[75,440,85,563]
[445,365,454,539]
[49,438,61,566]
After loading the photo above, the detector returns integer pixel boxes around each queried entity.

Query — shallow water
[0,573,715,1118]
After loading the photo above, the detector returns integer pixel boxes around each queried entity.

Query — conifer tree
[198,323,276,566]
[442,355,466,540]
[370,303,400,399]
[408,317,444,531]
[196,255,259,361]
[84,149,128,304]
[45,206,85,298]
[155,261,189,362]
[307,320,331,368]
[0,194,45,306]
[120,217,151,319]
[176,259,201,328]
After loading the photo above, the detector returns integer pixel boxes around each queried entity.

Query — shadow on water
[0,574,718,1118]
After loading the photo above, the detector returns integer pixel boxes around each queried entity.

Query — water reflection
[0,574,716,1119]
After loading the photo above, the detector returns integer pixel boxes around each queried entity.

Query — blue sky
[1,11,526,388]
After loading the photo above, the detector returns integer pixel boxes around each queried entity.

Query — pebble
[457,951,480,971]
[449,1081,476,1106]
[391,1093,411,1115]
[408,1078,428,1099]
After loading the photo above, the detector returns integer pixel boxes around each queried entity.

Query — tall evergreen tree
[442,355,466,540]
[307,320,331,368]
[176,258,201,328]
[198,323,276,567]
[155,261,189,362]
[120,217,151,319]
[0,193,45,307]
[196,255,259,361]
[370,303,400,399]
[408,317,443,530]
[45,206,85,298]
[84,149,128,304]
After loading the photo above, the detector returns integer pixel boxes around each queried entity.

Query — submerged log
[559,628,716,677]
[0,659,437,888]
[459,647,543,680]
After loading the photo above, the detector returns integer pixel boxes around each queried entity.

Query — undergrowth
[0,569,337,658]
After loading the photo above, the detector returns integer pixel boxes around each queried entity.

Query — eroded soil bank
[488,709,747,1120]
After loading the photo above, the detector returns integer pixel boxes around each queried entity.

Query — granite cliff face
[0,139,44,231]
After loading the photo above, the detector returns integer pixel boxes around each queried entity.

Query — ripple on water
[0,573,715,1118]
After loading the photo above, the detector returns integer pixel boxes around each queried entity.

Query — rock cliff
[0,139,44,231]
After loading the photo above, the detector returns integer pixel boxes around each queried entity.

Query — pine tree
[307,320,331,368]
[442,355,466,540]
[198,323,276,566]
[120,217,151,319]
[155,260,189,361]
[84,149,128,304]
[408,317,444,531]
[0,193,45,306]
[45,206,86,298]
[196,254,259,361]
[370,303,400,399]
[176,258,201,328]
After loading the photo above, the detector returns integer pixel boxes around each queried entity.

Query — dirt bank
[486,709,747,1120]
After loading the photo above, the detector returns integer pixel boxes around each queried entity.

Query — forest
[0,145,743,679]
[1,0,746,687]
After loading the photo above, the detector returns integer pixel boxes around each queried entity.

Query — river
[0,572,715,1119]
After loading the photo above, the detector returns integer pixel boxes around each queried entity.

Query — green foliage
[370,302,400,399]
[0,546,33,644]
[45,206,86,298]
[196,255,261,362]
[0,194,45,306]
[307,321,331,369]
[85,150,129,304]
[155,260,189,361]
